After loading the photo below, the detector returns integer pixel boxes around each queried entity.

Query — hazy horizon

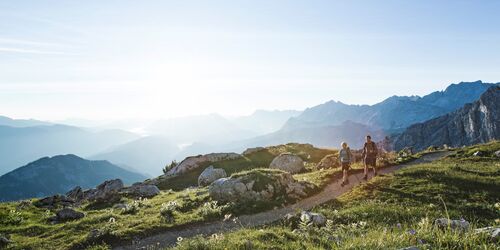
[1,1,500,120]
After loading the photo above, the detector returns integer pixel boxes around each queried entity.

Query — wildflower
[417,239,424,244]
[396,223,402,229]
[494,202,500,209]
[408,229,416,235]
[232,217,240,224]
[223,214,232,221]
[359,221,367,227]
[109,217,116,223]
[177,236,183,242]
[429,203,435,208]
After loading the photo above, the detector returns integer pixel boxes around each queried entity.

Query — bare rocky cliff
[394,86,499,151]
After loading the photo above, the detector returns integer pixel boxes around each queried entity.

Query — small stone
[434,218,469,231]
[473,151,485,157]
[55,208,85,221]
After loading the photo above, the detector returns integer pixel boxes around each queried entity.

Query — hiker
[362,135,378,180]
[339,142,353,187]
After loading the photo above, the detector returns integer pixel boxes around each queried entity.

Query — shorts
[341,162,350,171]
[364,157,376,167]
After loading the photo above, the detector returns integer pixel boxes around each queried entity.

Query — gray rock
[55,208,84,221]
[269,153,305,174]
[166,153,241,175]
[84,179,124,201]
[242,147,265,156]
[0,234,11,247]
[494,150,500,158]
[316,154,339,169]
[473,151,485,157]
[66,186,84,201]
[113,203,128,210]
[122,183,160,198]
[399,247,419,250]
[209,170,312,203]
[300,211,326,226]
[198,166,227,187]
[34,194,75,208]
[434,218,470,231]
[475,226,500,242]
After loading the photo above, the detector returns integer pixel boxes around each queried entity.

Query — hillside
[394,86,500,151]
[171,142,500,249]
[0,155,146,202]
[0,124,139,175]
[91,136,180,176]
[0,142,497,249]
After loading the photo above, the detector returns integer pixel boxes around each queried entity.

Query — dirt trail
[113,151,451,250]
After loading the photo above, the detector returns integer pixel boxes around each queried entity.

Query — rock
[54,208,84,222]
[399,247,419,250]
[434,218,470,231]
[34,194,75,208]
[122,183,160,198]
[300,211,326,226]
[209,169,313,203]
[84,179,124,201]
[242,147,265,156]
[0,234,12,247]
[475,226,500,242]
[316,154,339,169]
[113,203,128,210]
[166,153,241,175]
[198,166,227,186]
[494,150,500,158]
[66,186,84,201]
[473,151,485,157]
[269,153,305,174]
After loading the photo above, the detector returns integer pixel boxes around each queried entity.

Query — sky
[1,0,499,121]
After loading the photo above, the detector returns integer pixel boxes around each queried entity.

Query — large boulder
[66,186,84,201]
[84,179,124,201]
[316,154,339,169]
[122,183,161,198]
[209,169,314,203]
[198,166,227,187]
[269,153,305,174]
[166,153,241,176]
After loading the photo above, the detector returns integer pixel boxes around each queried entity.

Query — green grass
[0,188,219,250]
[171,141,500,249]
[157,143,336,191]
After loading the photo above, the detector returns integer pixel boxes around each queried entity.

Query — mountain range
[249,81,499,149]
[0,80,498,198]
[0,154,146,202]
[394,86,499,151]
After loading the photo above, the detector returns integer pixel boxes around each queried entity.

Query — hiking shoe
[340,181,345,187]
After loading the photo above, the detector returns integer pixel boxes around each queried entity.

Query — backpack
[340,148,352,163]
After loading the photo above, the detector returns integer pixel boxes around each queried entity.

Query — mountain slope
[227,120,385,151]
[0,115,52,127]
[394,86,500,151]
[0,154,146,202]
[284,81,498,130]
[91,136,180,176]
[0,124,139,175]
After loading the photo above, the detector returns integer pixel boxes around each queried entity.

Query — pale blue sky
[1,0,499,120]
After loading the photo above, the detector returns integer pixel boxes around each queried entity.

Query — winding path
[113,151,451,250]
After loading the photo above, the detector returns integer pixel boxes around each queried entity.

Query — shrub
[198,201,228,220]
[163,160,178,174]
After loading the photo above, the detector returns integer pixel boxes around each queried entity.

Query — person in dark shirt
[362,135,378,180]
